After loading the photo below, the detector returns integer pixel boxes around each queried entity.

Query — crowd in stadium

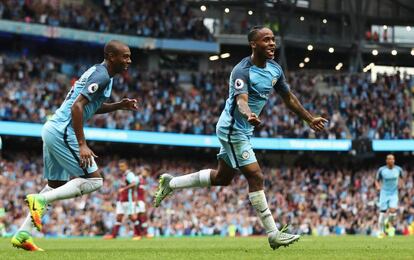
[1,154,413,237]
[0,55,412,139]
[0,0,212,41]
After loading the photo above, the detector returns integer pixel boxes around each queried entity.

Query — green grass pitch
[1,236,413,260]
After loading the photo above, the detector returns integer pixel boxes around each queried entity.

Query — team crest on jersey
[87,83,99,93]
[272,78,278,86]
[241,151,250,160]
[234,78,244,90]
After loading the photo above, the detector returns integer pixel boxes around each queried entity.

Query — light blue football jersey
[376,165,403,193]
[48,63,113,135]
[216,56,290,136]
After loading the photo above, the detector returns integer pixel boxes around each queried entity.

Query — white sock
[169,169,211,189]
[249,190,278,234]
[18,185,53,233]
[378,212,386,233]
[42,178,103,203]
[388,212,397,223]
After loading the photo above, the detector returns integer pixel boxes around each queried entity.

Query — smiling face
[111,44,131,73]
[250,27,276,60]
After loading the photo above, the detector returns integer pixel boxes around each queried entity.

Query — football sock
[249,190,278,234]
[134,220,141,236]
[169,169,211,189]
[18,185,53,233]
[378,212,386,233]
[139,215,148,235]
[139,215,148,236]
[388,212,397,223]
[42,178,103,203]
[112,222,121,237]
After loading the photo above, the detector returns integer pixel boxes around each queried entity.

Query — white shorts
[136,200,146,214]
[116,201,137,215]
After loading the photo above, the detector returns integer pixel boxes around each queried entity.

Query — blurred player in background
[375,154,404,238]
[154,26,327,250]
[135,166,150,238]
[11,40,138,251]
[104,160,141,240]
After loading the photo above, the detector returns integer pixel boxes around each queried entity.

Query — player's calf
[42,177,103,203]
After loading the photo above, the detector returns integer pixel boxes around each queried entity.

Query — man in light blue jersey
[154,26,328,250]
[11,40,138,251]
[375,154,404,238]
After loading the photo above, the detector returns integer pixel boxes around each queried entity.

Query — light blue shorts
[379,191,398,211]
[42,123,98,181]
[216,129,257,169]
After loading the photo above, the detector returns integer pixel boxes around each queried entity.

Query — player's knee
[247,169,264,183]
[78,177,103,194]
[214,176,232,186]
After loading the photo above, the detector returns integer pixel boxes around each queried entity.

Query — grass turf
[1,236,413,260]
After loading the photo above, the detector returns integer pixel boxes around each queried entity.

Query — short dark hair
[247,25,265,42]
[104,40,125,59]
[119,159,128,165]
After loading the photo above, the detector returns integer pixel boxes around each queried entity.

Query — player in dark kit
[104,160,142,240]
[154,26,328,250]
[135,166,150,238]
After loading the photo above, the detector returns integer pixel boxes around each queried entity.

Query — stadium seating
[0,55,411,139]
[0,0,212,41]
[1,153,413,237]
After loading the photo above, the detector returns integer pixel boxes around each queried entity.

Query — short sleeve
[80,69,110,101]
[376,168,382,181]
[398,167,403,178]
[126,172,138,184]
[274,71,290,95]
[231,67,250,96]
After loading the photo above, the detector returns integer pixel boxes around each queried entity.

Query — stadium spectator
[0,55,411,140]
[1,153,413,237]
[0,0,213,41]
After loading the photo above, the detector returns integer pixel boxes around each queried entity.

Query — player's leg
[388,192,399,224]
[39,171,103,203]
[11,185,54,251]
[386,193,398,237]
[153,134,239,207]
[11,142,62,251]
[26,130,103,231]
[229,138,299,249]
[169,158,237,188]
[377,191,388,238]
[104,202,125,239]
[113,214,124,238]
[154,158,237,207]
[137,212,148,237]
[131,213,142,240]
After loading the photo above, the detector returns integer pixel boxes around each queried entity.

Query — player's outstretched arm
[236,94,261,126]
[95,98,139,114]
[280,91,328,132]
[72,95,97,168]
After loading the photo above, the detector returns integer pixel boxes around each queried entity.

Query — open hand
[120,98,139,111]
[79,143,98,168]
[308,117,328,132]
[247,113,261,126]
